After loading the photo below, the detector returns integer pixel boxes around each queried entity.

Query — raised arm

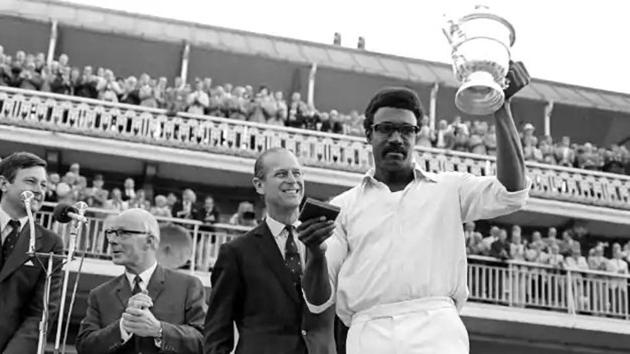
[494,61,531,192]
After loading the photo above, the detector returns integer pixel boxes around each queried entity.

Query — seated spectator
[104,188,128,211]
[149,194,172,218]
[490,229,510,260]
[172,188,202,220]
[229,201,257,227]
[201,195,220,224]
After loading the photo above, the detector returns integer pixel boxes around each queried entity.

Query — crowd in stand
[464,221,630,276]
[42,162,259,228]
[1,46,629,176]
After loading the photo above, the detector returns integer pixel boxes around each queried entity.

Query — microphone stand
[53,202,87,354]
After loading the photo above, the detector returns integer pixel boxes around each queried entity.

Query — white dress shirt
[265,215,305,268]
[0,207,28,244]
[120,262,158,343]
[307,164,530,326]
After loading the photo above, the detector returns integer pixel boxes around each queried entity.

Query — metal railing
[36,203,630,319]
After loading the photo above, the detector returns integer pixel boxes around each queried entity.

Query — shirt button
[301,330,307,336]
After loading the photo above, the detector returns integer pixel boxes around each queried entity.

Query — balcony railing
[35,203,630,320]
[1,86,629,210]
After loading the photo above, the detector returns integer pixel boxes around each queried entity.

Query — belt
[351,296,455,326]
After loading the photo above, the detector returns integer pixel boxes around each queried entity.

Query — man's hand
[127,293,153,310]
[297,216,335,256]
[122,307,162,337]
[503,61,531,101]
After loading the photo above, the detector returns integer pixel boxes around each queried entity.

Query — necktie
[132,275,142,295]
[1,219,21,268]
[284,226,302,288]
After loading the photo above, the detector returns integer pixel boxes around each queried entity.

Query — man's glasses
[371,123,420,137]
[104,228,152,242]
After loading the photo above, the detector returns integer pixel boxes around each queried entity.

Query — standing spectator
[520,123,538,148]
[587,244,608,271]
[84,174,108,208]
[564,243,588,270]
[119,76,140,105]
[166,192,178,213]
[554,136,575,167]
[416,116,433,148]
[50,66,73,95]
[607,243,629,275]
[558,230,574,257]
[434,119,454,149]
[543,227,558,249]
[154,76,168,108]
[172,189,202,220]
[274,90,288,122]
[468,121,487,155]
[129,189,150,210]
[104,188,127,211]
[186,79,210,115]
[286,92,307,128]
[452,124,469,152]
[545,244,564,268]
[490,229,510,260]
[510,231,525,261]
[69,163,81,180]
[96,69,123,103]
[229,201,257,227]
[149,194,172,218]
[139,82,158,108]
[329,110,345,134]
[201,195,220,224]
[45,172,60,202]
[346,110,364,137]
[481,226,500,256]
[463,221,475,243]
[317,112,332,133]
[74,66,98,99]
[466,232,485,256]
[17,61,43,91]
[539,135,557,165]
[121,178,136,202]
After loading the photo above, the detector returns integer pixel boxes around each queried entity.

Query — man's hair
[363,87,425,134]
[253,147,290,180]
[0,152,47,183]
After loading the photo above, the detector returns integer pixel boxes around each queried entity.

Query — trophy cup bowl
[444,5,515,115]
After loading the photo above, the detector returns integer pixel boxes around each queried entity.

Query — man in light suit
[204,148,336,354]
[76,208,206,354]
[0,152,64,354]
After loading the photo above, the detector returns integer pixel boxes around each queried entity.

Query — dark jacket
[204,222,336,354]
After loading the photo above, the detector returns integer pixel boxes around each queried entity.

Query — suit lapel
[0,224,44,282]
[252,223,300,304]
[147,264,166,301]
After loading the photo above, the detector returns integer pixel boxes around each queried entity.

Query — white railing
[35,203,629,319]
[1,86,629,210]
[468,255,630,319]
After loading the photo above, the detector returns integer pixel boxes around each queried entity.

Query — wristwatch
[154,324,164,348]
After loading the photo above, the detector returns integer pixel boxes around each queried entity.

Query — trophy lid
[461,4,515,46]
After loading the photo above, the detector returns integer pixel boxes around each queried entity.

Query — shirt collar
[125,261,158,289]
[362,161,437,187]
[265,214,300,239]
[0,206,28,232]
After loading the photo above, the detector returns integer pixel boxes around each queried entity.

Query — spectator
[554,136,575,167]
[466,232,484,256]
[416,116,432,148]
[286,92,307,128]
[434,119,454,149]
[545,243,564,268]
[45,172,60,202]
[84,174,108,208]
[121,178,135,201]
[56,182,74,204]
[172,188,202,220]
[17,61,43,91]
[490,229,510,260]
[96,69,123,103]
[229,201,257,227]
[74,66,98,99]
[587,244,608,271]
[564,243,588,271]
[539,135,556,165]
[452,123,469,152]
[149,194,172,218]
[186,79,210,115]
[481,226,500,256]
[119,76,140,105]
[129,189,150,210]
[510,231,525,261]
[166,192,178,212]
[468,121,487,155]
[50,66,73,95]
[520,123,538,147]
[558,230,574,257]
[201,195,220,224]
[606,243,629,275]
[463,221,475,243]
[138,82,158,108]
[543,227,558,250]
[104,188,127,211]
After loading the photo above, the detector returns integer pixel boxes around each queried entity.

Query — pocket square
[24,260,35,267]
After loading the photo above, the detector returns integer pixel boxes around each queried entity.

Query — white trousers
[346,297,469,354]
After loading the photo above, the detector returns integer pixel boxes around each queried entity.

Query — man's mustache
[383,145,406,157]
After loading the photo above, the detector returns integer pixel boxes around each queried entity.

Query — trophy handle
[442,18,457,45]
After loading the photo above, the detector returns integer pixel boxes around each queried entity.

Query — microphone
[53,203,88,224]
[21,191,36,254]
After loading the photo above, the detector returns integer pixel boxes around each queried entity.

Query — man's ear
[0,175,8,193]
[252,177,264,196]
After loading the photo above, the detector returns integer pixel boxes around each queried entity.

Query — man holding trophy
[299,5,531,353]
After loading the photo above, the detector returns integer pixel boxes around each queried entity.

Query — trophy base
[456,71,505,115]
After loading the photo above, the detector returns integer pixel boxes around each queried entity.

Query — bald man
[76,208,206,354]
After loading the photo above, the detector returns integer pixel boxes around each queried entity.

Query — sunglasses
[371,123,420,136]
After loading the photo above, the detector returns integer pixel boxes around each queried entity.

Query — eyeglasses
[371,123,420,137]
[104,228,152,242]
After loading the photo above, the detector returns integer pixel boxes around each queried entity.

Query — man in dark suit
[204,148,336,354]
[171,189,203,221]
[0,152,64,354]
[76,208,206,354]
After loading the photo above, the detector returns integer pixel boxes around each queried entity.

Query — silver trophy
[443,5,515,115]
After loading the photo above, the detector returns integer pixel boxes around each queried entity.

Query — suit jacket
[0,223,64,354]
[171,201,203,222]
[204,222,336,354]
[76,265,206,354]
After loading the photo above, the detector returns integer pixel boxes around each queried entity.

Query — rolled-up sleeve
[457,172,531,222]
[303,200,349,314]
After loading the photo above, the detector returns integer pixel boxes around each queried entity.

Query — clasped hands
[121,292,161,338]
